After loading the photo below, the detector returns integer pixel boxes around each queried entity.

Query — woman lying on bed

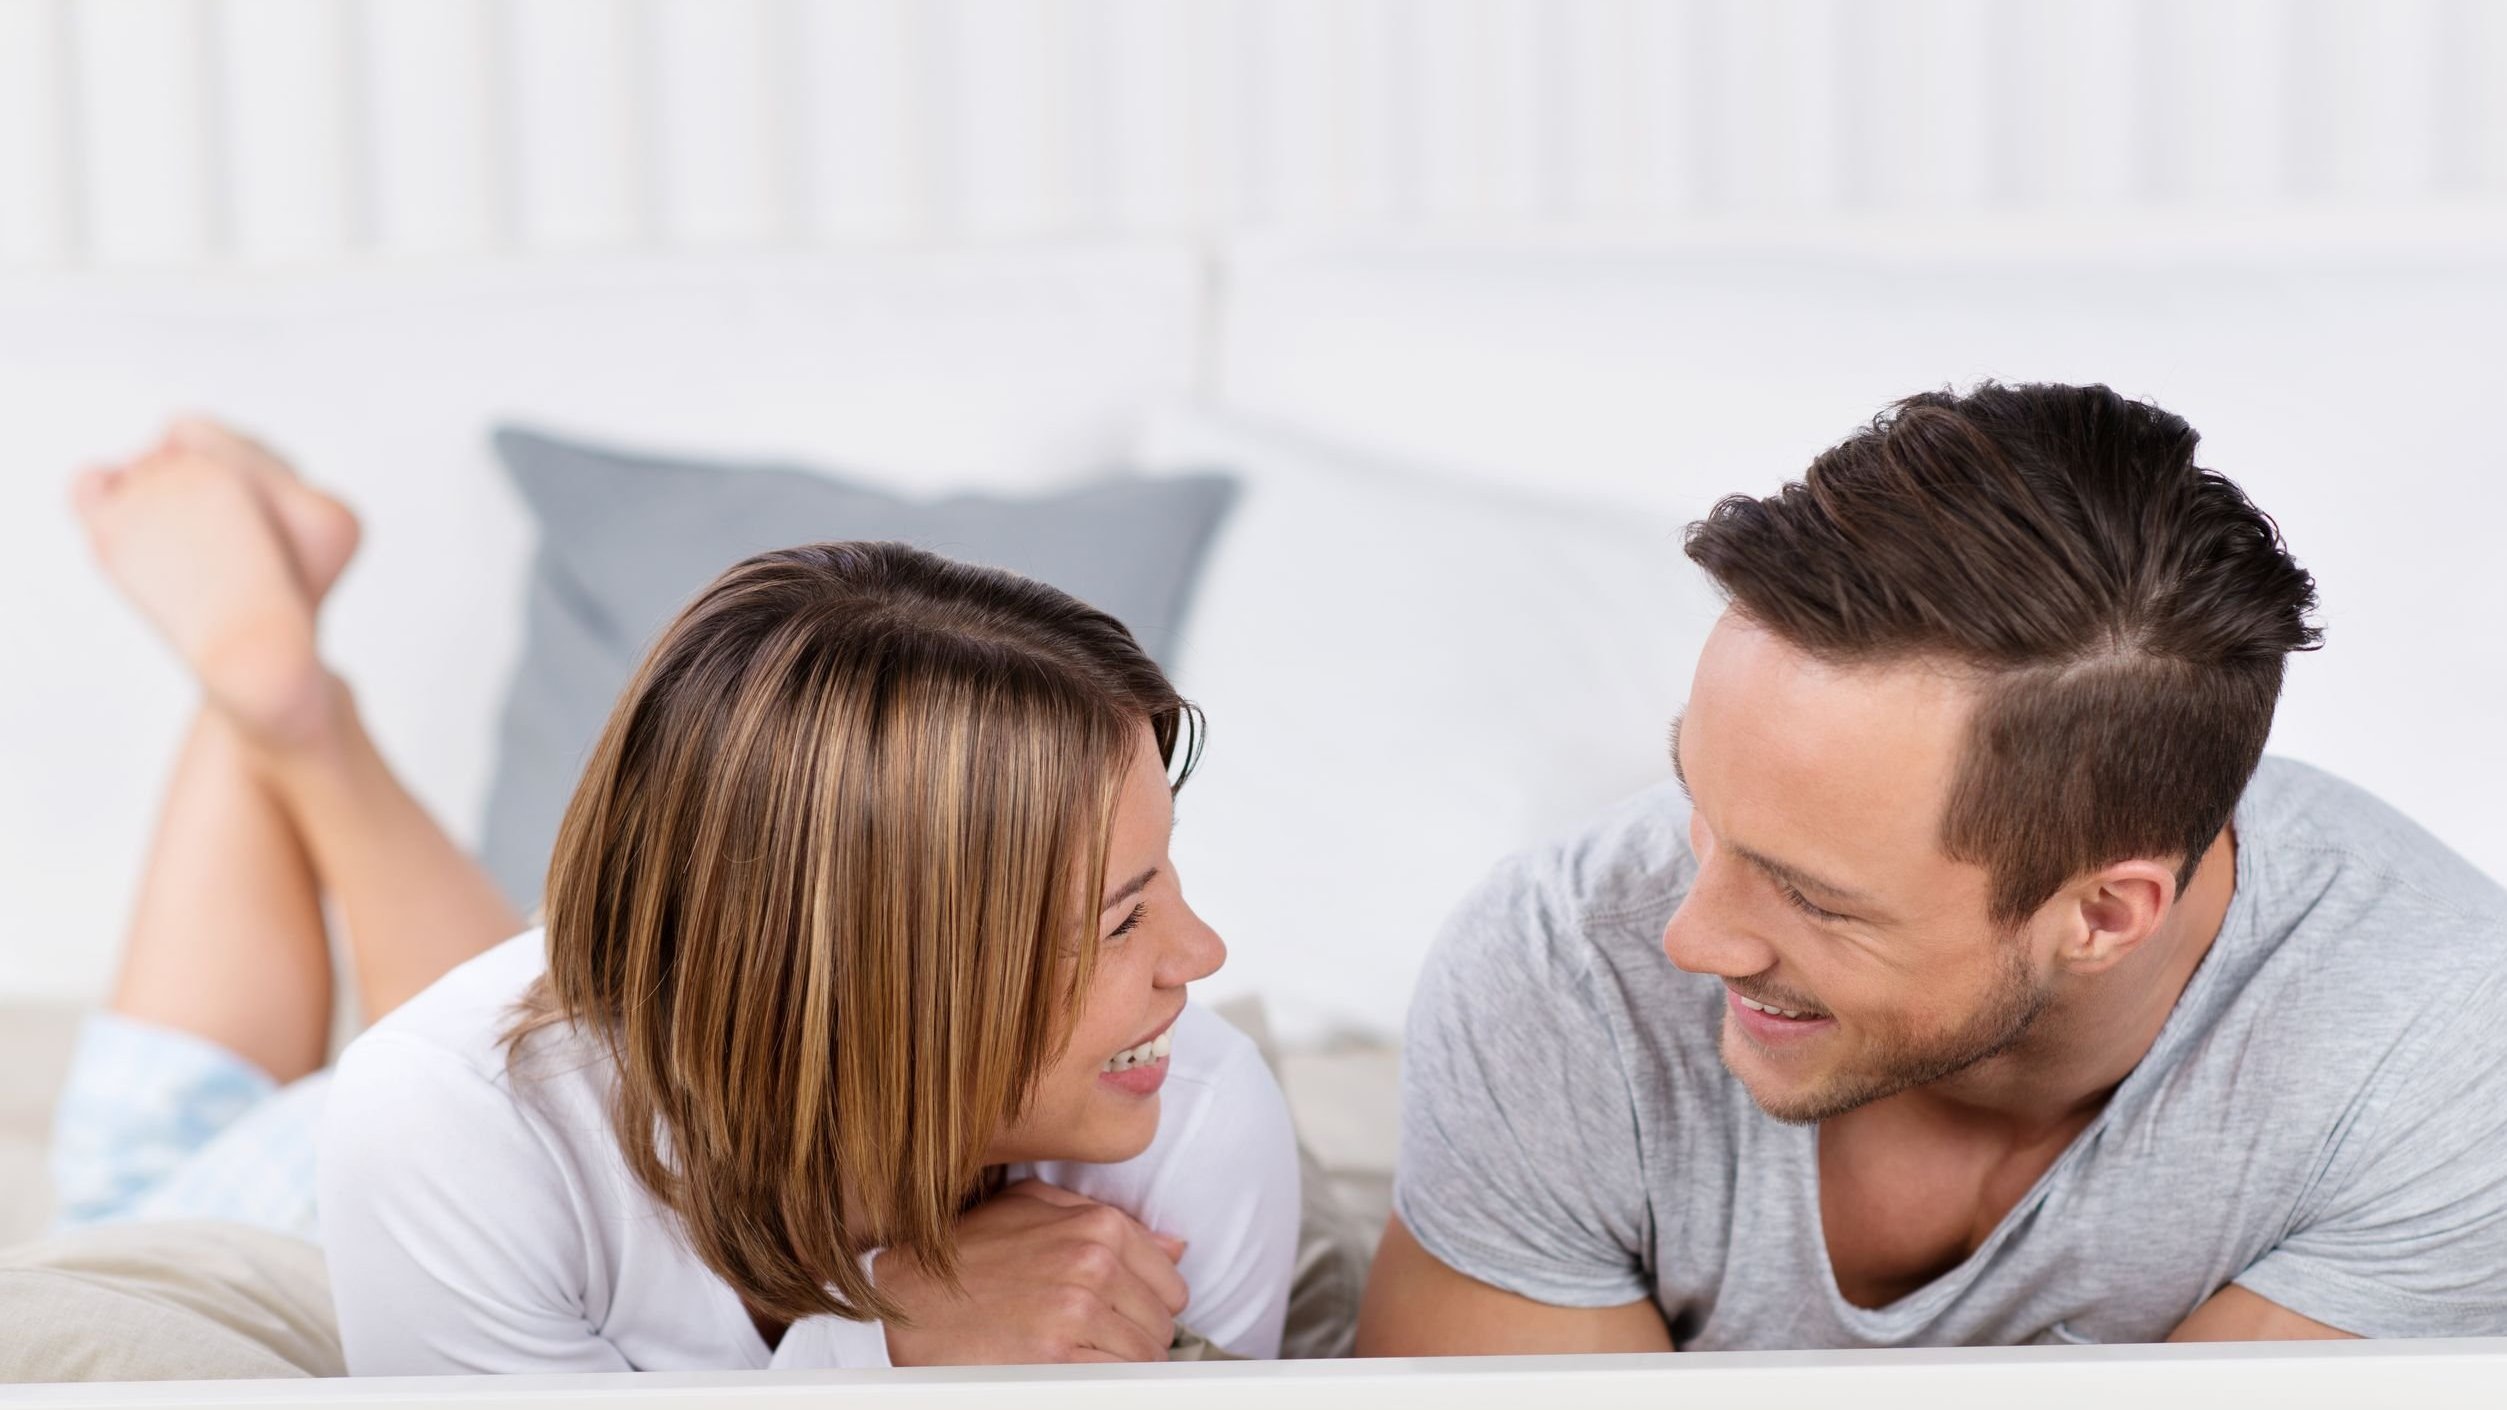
[57,421,1299,1373]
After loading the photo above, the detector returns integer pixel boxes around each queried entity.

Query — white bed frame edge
[6,1338,2504,1409]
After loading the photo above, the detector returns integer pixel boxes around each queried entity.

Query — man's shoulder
[2240,757,2507,969]
[1411,780,1718,1039]
[1477,780,1697,937]
[2208,759,2507,1105]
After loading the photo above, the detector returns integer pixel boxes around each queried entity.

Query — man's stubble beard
[1727,938,2056,1127]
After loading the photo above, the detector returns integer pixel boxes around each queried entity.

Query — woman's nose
[1163,907,1226,987]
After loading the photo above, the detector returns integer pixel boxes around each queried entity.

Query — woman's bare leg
[76,425,520,1050]
[250,677,523,1021]
[107,708,336,1083]
[76,430,356,1080]
[156,420,523,1020]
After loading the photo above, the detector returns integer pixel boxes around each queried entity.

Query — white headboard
[3,0,2501,268]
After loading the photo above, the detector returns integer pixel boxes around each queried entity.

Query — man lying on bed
[1359,382,2507,1351]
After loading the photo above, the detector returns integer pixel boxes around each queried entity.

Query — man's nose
[1661,857,1775,979]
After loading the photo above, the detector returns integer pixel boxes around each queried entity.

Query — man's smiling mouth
[1732,991,1829,1021]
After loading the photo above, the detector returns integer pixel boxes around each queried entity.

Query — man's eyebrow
[1732,844,1871,906]
[1100,866,1158,915]
[1668,710,1873,909]
[1668,712,1691,799]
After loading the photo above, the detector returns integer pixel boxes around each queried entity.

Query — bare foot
[163,417,362,603]
[72,449,333,748]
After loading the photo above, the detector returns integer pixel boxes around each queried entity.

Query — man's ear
[2059,859,2178,974]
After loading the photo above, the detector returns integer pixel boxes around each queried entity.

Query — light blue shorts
[48,1012,330,1244]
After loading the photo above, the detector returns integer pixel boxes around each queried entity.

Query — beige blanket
[0,1221,340,1382]
[0,997,1384,1382]
[2,1158,1361,1383]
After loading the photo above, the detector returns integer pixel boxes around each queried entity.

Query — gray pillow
[480,426,1238,910]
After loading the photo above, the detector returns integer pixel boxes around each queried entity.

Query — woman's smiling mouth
[1097,1014,1177,1095]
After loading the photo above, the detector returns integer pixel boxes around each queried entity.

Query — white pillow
[1215,238,2507,885]
[1143,409,1720,1042]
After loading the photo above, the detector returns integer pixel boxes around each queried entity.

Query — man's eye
[1779,883,1849,924]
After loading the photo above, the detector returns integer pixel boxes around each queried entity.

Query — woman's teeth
[1737,994,1825,1020]
[1102,1030,1173,1072]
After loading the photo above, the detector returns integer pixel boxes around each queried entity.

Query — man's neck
[1911,828,2240,1145]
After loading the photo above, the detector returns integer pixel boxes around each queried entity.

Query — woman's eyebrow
[1100,865,1159,914]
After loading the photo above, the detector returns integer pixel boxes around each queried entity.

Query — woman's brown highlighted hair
[506,541,1199,1327]
[1685,382,2322,924]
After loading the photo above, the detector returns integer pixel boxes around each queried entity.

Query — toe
[69,465,123,520]
[169,415,293,482]
[164,414,226,452]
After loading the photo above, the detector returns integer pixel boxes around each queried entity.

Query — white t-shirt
[316,931,1301,1374]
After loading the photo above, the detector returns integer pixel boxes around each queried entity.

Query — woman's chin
[992,1084,1162,1166]
[1060,1095,1161,1165]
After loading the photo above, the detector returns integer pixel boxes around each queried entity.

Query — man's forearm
[1355,1216,1674,1356]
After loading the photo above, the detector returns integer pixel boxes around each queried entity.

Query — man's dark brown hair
[1684,382,2323,924]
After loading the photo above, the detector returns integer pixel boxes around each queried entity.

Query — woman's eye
[1106,902,1148,942]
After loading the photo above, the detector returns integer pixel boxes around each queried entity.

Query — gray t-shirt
[1395,757,2507,1346]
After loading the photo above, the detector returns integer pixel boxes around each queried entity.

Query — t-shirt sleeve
[2233,965,2507,1337]
[317,1035,634,1375]
[1392,861,1654,1308]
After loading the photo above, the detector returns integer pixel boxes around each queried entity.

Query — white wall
[3,2,2501,1010]
[2,0,2503,267]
